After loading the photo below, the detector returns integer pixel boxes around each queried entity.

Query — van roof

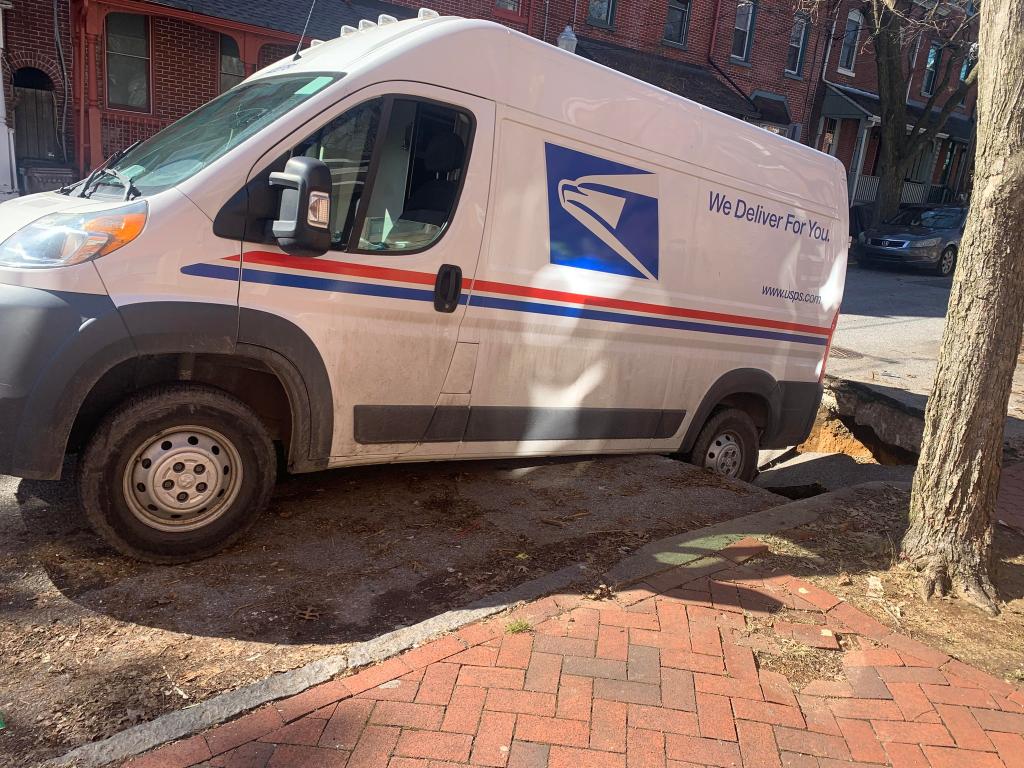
[252,15,846,216]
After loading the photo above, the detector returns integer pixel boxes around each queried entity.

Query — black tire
[688,408,759,482]
[934,246,957,277]
[78,384,276,563]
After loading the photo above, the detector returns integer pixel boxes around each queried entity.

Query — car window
[356,99,473,253]
[889,209,963,229]
[292,98,383,250]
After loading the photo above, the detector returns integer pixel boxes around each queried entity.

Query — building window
[663,0,691,46]
[785,14,809,75]
[922,43,940,95]
[838,10,862,73]
[106,13,150,111]
[587,0,615,27]
[219,35,246,93]
[731,0,756,61]
[495,0,523,15]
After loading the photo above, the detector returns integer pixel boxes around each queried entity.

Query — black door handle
[434,264,463,313]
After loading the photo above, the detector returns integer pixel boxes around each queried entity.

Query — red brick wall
[824,0,976,117]
[3,0,76,165]
[99,15,219,156]
[259,43,297,69]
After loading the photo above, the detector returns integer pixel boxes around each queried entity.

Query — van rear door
[235,83,495,462]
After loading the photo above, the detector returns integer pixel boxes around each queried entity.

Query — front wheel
[688,408,759,482]
[79,385,276,563]
[934,246,957,277]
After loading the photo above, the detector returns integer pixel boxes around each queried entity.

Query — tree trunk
[902,0,1024,615]
[870,6,910,226]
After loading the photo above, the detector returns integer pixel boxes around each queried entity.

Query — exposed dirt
[756,484,1024,685]
[0,455,781,767]
[798,412,879,463]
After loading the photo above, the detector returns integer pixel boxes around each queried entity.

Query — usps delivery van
[0,12,847,562]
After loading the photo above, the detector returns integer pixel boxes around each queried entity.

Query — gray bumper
[760,380,823,449]
[0,284,134,479]
[854,244,941,265]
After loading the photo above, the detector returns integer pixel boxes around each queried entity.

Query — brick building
[812,0,977,207]
[1,0,974,205]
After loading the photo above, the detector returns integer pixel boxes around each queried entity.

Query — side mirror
[269,156,332,256]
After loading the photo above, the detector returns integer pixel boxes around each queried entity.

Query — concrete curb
[50,481,902,768]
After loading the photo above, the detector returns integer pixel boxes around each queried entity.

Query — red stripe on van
[229,251,831,336]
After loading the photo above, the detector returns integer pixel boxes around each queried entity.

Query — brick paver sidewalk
[126,537,1024,768]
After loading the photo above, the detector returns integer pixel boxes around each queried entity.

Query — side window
[293,98,383,250]
[356,99,472,253]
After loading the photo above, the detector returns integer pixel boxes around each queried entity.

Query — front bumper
[853,243,942,266]
[0,283,134,479]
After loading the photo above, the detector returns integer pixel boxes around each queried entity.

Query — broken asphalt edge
[48,480,901,768]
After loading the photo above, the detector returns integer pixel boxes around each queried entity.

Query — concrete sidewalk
[123,533,1024,768]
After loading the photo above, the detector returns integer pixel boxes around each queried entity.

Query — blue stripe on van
[181,262,825,347]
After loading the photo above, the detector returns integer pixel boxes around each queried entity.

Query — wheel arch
[27,302,333,479]
[679,368,782,456]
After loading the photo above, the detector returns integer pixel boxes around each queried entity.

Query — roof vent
[310,38,325,46]
[340,24,357,35]
[418,7,440,19]
[378,13,398,24]
[358,18,378,30]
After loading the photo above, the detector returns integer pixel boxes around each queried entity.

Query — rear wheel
[689,408,759,482]
[79,385,276,563]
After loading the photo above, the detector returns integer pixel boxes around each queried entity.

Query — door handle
[434,264,463,313]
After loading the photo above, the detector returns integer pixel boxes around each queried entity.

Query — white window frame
[731,0,756,62]
[922,43,941,96]
[785,13,809,76]
[838,10,862,75]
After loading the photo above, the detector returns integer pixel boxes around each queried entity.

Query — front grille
[869,238,908,248]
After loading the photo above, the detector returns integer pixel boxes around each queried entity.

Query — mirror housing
[269,156,332,256]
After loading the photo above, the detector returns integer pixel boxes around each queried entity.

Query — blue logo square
[545,142,660,280]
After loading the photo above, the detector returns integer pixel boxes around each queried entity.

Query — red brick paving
[123,537,1024,768]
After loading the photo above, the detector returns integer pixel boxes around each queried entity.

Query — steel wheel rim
[122,425,243,532]
[703,430,743,478]
[940,250,955,275]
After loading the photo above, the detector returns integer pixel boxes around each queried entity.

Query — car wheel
[935,246,957,277]
[688,408,759,482]
[79,384,276,563]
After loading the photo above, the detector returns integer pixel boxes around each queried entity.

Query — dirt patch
[0,455,781,767]
[756,484,1024,685]
[798,412,879,463]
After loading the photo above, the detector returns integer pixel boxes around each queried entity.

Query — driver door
[237,83,495,462]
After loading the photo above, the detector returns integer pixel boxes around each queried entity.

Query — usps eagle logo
[545,143,660,280]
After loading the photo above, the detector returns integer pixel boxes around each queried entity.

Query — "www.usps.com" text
[762,285,822,304]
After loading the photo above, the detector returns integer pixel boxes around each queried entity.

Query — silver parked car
[854,206,966,277]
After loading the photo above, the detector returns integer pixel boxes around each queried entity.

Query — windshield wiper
[89,167,141,201]
[78,140,142,198]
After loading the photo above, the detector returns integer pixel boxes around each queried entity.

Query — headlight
[0,202,147,268]
[911,237,942,248]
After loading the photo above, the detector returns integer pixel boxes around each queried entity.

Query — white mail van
[0,12,847,562]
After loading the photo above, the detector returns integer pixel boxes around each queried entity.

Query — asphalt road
[830,261,1024,441]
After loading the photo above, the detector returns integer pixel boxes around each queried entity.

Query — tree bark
[902,0,1024,615]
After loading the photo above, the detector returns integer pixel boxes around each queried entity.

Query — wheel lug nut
[197,482,208,492]
[162,480,174,490]
[194,464,206,474]
[176,492,189,502]
[173,462,185,473]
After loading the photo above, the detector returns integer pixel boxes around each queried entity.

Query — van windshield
[90,73,339,197]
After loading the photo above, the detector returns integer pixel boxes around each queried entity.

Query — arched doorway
[12,67,62,165]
